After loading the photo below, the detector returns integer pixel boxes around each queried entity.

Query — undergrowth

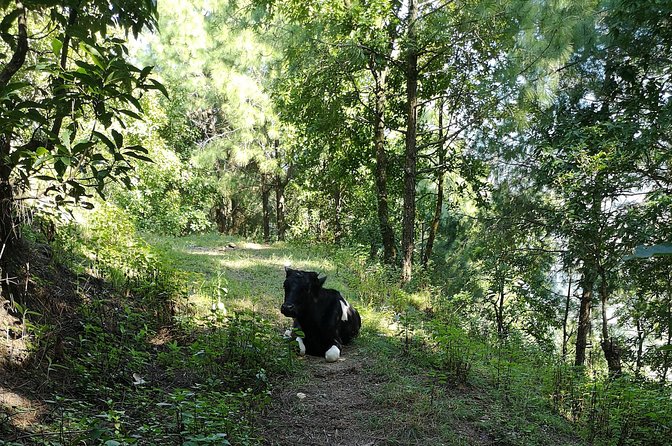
[325,244,672,446]
[3,231,671,446]
[1,207,295,446]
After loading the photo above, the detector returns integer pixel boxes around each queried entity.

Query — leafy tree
[487,0,672,374]
[254,0,405,259]
[0,1,161,276]
[137,0,287,238]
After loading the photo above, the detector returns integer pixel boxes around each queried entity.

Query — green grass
[3,231,602,445]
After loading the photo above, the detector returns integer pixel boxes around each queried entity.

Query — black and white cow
[280,267,361,362]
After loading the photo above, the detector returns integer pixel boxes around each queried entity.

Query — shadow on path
[258,346,388,446]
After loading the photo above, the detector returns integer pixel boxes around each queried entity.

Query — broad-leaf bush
[110,93,217,236]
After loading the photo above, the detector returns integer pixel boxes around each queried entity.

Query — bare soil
[258,347,388,446]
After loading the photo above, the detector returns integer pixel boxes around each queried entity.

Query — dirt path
[185,241,402,445]
[258,346,387,446]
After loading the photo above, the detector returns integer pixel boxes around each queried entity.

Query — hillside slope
[2,234,580,445]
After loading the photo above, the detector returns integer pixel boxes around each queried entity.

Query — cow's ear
[285,266,293,277]
[318,275,327,287]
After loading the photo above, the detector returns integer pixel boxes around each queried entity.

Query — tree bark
[273,140,290,241]
[401,0,419,284]
[0,3,28,90]
[598,269,621,377]
[370,62,397,263]
[635,317,644,376]
[574,266,596,367]
[0,3,28,260]
[275,180,286,241]
[333,186,343,243]
[562,270,573,358]
[261,175,271,242]
[496,276,506,337]
[662,272,672,383]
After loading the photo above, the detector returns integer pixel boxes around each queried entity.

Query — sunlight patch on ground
[359,306,397,336]
[183,246,229,256]
[217,256,284,270]
[162,237,345,325]
[0,387,42,429]
[241,242,270,250]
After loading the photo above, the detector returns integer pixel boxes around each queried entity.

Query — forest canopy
[2,0,671,378]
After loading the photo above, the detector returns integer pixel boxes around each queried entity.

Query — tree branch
[0,3,28,90]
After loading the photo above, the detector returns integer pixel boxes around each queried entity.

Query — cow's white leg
[325,345,340,362]
[296,337,306,356]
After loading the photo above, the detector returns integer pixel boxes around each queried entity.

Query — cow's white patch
[283,329,292,338]
[296,337,306,356]
[340,299,350,322]
[325,345,340,362]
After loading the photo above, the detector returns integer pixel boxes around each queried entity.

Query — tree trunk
[599,270,621,377]
[333,186,343,243]
[496,277,506,338]
[662,325,671,384]
[562,270,573,358]
[261,175,271,242]
[635,317,644,376]
[422,101,446,268]
[574,266,596,367]
[0,3,28,280]
[275,179,287,241]
[0,3,28,89]
[273,141,290,241]
[369,55,396,263]
[401,0,419,284]
[662,275,672,383]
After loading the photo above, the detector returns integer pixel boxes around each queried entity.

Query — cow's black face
[281,267,325,318]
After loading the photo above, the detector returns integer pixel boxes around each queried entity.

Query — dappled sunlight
[241,242,270,250]
[0,387,43,429]
[183,247,229,256]
[360,305,398,338]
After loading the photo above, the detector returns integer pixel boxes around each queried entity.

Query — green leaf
[93,131,115,152]
[123,151,153,163]
[146,78,169,98]
[124,145,148,154]
[51,37,63,57]
[111,129,123,148]
[72,141,95,153]
[82,43,106,69]
[140,65,153,80]
[118,109,142,120]
[1,82,30,98]
[54,159,67,177]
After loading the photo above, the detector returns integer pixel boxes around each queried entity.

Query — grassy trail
[153,234,580,446]
[155,235,436,444]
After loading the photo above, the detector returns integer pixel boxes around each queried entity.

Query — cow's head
[280,267,326,318]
